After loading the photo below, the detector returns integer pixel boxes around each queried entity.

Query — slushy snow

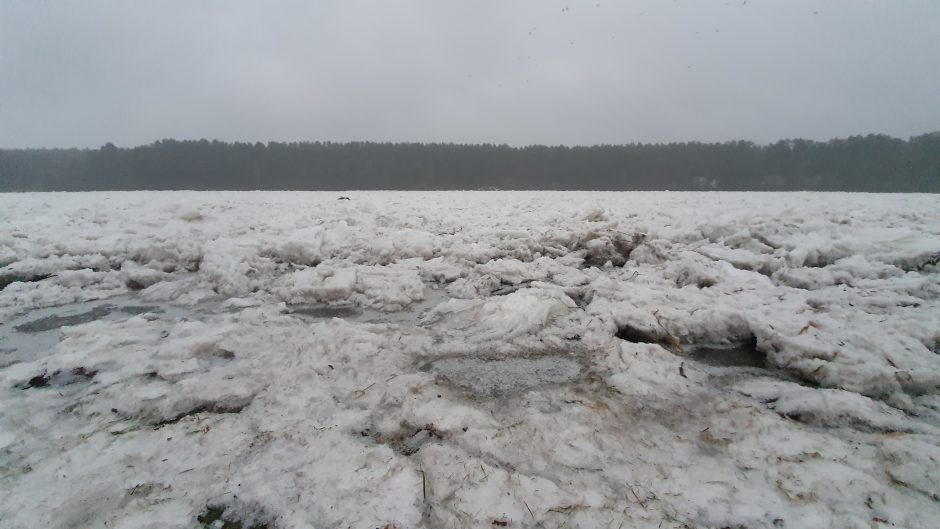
[0,191,938,529]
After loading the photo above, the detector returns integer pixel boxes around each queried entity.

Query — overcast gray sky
[1,0,938,148]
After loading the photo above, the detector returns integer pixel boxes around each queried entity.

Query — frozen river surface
[1,191,939,529]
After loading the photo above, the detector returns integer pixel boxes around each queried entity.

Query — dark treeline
[1,133,938,192]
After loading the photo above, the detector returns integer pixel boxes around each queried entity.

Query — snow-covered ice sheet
[0,191,938,528]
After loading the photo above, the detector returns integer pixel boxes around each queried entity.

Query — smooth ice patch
[425,354,582,395]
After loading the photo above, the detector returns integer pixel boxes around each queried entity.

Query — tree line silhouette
[1,133,937,192]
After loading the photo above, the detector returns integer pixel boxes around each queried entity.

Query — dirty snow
[0,191,938,529]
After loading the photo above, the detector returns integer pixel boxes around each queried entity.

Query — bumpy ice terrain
[1,191,938,529]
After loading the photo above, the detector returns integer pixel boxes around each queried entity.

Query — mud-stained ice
[425,354,582,394]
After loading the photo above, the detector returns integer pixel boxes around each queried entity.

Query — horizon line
[4,130,940,151]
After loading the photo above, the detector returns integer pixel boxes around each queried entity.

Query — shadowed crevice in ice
[15,366,98,389]
[616,324,766,368]
[0,272,53,292]
[576,232,646,268]
[895,250,940,273]
[565,287,594,309]
[491,279,538,296]
[423,354,582,395]
[777,409,908,434]
[144,396,254,427]
[197,505,271,529]
[357,423,444,456]
[614,323,662,345]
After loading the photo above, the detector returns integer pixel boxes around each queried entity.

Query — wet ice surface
[0,295,223,367]
[425,354,583,394]
[2,192,939,529]
[686,337,766,368]
[285,286,450,325]
[14,305,124,332]
[1,287,451,369]
[285,305,360,319]
[2,300,137,367]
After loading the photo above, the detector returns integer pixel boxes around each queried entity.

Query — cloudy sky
[1,0,938,148]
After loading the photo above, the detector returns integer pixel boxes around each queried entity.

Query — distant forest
[1,133,938,192]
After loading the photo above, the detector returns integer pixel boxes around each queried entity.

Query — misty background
[0,0,938,191]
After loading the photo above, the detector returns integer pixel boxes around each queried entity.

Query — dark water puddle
[687,337,766,368]
[0,296,223,366]
[15,305,117,333]
[2,286,448,370]
[286,305,360,319]
[13,304,166,333]
[286,286,450,326]
[422,353,582,395]
[119,305,165,316]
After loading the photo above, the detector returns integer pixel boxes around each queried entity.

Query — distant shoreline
[2,133,938,192]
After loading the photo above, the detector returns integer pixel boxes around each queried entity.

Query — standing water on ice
[0,296,224,367]
[285,305,361,319]
[285,286,450,325]
[1,286,451,368]
[14,305,126,333]
[686,337,766,368]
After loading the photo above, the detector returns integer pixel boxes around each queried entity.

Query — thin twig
[524,500,534,520]
[417,469,427,501]
[651,310,682,352]
[630,486,647,509]
[353,382,376,398]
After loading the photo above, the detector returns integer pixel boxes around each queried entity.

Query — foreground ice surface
[0,191,939,529]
